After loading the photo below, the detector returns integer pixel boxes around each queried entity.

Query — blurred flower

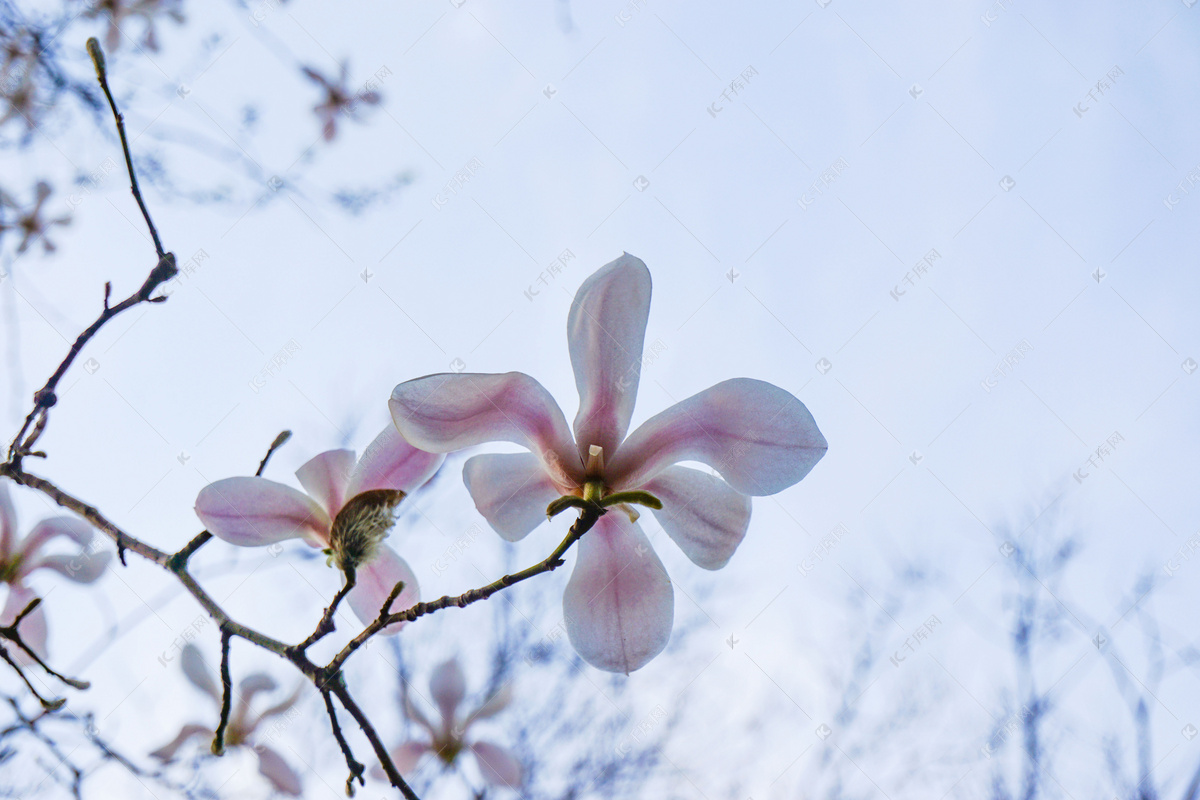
[0,31,45,131]
[375,657,521,789]
[0,182,71,254]
[301,63,381,141]
[0,479,111,660]
[390,254,827,673]
[194,426,443,631]
[151,643,304,796]
[84,0,186,52]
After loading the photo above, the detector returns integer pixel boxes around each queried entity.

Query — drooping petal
[295,449,356,517]
[28,550,112,583]
[429,658,466,730]
[195,477,332,548]
[180,643,221,703]
[20,516,94,561]
[607,378,827,496]
[345,544,419,634]
[470,740,523,788]
[462,453,561,542]
[567,254,652,461]
[562,514,674,674]
[347,425,445,498]
[255,744,303,796]
[1,584,47,662]
[0,480,17,561]
[641,466,752,570]
[149,723,211,761]
[389,372,582,486]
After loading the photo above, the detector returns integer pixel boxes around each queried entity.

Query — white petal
[255,744,303,795]
[180,642,221,702]
[0,480,17,561]
[471,740,522,788]
[642,466,751,570]
[30,550,112,583]
[295,449,355,517]
[347,425,444,498]
[463,453,561,542]
[346,544,419,634]
[429,658,466,729]
[195,477,331,548]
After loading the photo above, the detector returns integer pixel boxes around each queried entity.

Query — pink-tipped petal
[429,658,466,729]
[255,744,303,796]
[180,643,221,703]
[462,453,562,542]
[641,466,752,570]
[20,516,94,561]
[562,514,674,674]
[295,449,355,517]
[607,378,827,496]
[346,544,419,634]
[150,723,211,762]
[390,372,582,486]
[195,477,331,548]
[30,550,112,583]
[0,481,16,560]
[1,584,47,663]
[567,254,652,461]
[471,741,523,788]
[347,425,444,499]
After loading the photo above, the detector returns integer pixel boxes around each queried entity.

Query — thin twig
[294,569,357,654]
[211,628,234,755]
[322,683,366,795]
[0,597,89,691]
[329,677,419,800]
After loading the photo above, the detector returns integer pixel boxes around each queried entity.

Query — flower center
[544,444,663,523]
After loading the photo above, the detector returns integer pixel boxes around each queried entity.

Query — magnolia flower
[194,426,443,631]
[152,643,304,796]
[0,182,71,254]
[84,0,185,52]
[390,254,827,672]
[375,658,520,789]
[301,64,381,142]
[0,479,111,659]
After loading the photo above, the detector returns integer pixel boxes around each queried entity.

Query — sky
[2,1,1199,798]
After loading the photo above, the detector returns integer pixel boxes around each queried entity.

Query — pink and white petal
[641,466,752,570]
[429,658,466,730]
[465,684,512,726]
[0,480,16,561]
[150,723,211,761]
[470,740,523,788]
[295,449,356,518]
[1,584,47,663]
[28,550,112,583]
[180,643,221,702]
[195,477,332,548]
[562,514,674,674]
[567,254,653,461]
[389,372,582,486]
[607,378,828,496]
[463,453,562,542]
[347,425,445,498]
[20,516,94,562]
[369,740,431,781]
[346,544,419,634]
[254,744,303,796]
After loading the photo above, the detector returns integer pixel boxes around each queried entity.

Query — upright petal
[607,378,827,496]
[1,584,47,662]
[345,544,419,634]
[0,481,16,561]
[567,254,652,461]
[463,453,561,542]
[255,744,303,796]
[470,740,522,788]
[295,449,355,517]
[347,425,445,498]
[180,643,221,702]
[641,466,752,570]
[195,477,332,548]
[28,550,112,583]
[562,514,674,674]
[390,372,582,486]
[429,658,466,730]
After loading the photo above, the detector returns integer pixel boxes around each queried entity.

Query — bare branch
[211,628,234,755]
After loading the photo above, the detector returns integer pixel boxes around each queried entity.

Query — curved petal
[295,449,355,518]
[465,684,512,727]
[470,740,523,788]
[641,466,752,570]
[562,514,674,674]
[1,584,47,663]
[429,658,466,730]
[254,744,303,796]
[150,723,211,762]
[195,477,331,548]
[20,517,94,561]
[180,643,221,702]
[28,550,112,583]
[347,425,445,498]
[462,453,561,542]
[389,372,582,487]
[607,378,827,496]
[0,480,16,561]
[346,544,419,634]
[568,254,652,461]
[369,741,431,781]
